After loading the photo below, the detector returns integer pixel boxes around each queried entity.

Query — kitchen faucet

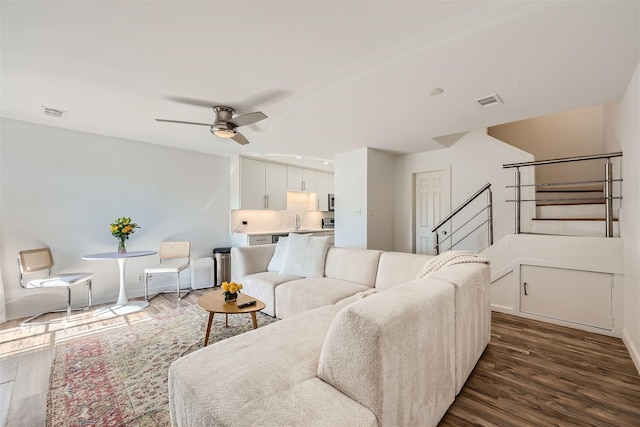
[295,214,301,231]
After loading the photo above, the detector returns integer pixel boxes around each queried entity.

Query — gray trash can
[213,247,231,286]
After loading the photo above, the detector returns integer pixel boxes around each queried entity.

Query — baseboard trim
[622,328,640,375]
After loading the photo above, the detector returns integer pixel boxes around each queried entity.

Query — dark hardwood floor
[441,312,640,427]
[1,294,639,426]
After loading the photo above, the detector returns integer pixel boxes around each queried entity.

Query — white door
[415,169,451,255]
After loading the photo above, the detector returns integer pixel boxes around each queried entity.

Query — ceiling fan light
[212,128,236,138]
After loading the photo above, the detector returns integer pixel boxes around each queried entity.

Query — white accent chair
[144,241,191,301]
[18,247,93,325]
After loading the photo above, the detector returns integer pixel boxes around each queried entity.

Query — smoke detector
[41,106,67,119]
[475,94,503,108]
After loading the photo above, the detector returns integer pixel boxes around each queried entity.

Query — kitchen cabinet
[230,233,273,247]
[287,166,317,193]
[520,264,613,330]
[231,230,334,247]
[315,171,334,211]
[306,171,334,211]
[240,158,287,210]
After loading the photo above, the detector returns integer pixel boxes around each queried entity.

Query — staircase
[483,153,625,338]
[531,185,619,237]
[503,152,622,238]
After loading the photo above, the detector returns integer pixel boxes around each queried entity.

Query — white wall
[334,147,395,250]
[488,105,606,186]
[605,63,640,372]
[366,149,395,251]
[394,129,535,253]
[335,148,367,248]
[1,118,231,321]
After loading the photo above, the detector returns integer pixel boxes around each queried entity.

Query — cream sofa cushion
[230,244,276,282]
[317,277,456,426]
[267,237,288,272]
[275,277,369,319]
[280,233,331,278]
[427,262,491,394]
[241,271,301,317]
[375,251,434,290]
[324,247,382,287]
[169,305,377,427]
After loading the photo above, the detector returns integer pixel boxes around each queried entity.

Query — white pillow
[279,233,331,278]
[267,237,288,272]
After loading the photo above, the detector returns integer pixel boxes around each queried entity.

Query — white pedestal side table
[82,250,157,316]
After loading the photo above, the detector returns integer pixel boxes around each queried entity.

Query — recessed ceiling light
[429,88,444,97]
[296,156,302,159]
[323,161,329,165]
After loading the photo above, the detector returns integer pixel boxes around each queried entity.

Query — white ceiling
[1,1,638,171]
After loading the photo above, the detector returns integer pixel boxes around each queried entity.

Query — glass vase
[224,292,238,302]
[118,238,127,254]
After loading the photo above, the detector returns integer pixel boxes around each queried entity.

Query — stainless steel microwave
[328,194,335,211]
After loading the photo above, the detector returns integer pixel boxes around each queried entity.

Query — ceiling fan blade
[231,132,250,145]
[239,89,290,109]
[163,95,223,108]
[155,118,211,126]
[229,112,267,127]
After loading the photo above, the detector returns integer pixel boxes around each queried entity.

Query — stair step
[536,184,603,192]
[535,192,604,205]
[528,218,619,237]
[536,203,615,219]
[533,217,618,221]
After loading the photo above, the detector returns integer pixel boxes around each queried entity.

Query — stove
[322,218,334,229]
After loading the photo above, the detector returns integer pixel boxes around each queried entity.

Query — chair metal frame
[144,241,191,301]
[18,247,93,325]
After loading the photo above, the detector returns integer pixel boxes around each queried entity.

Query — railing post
[434,232,440,255]
[514,168,521,234]
[605,159,614,237]
[487,188,494,246]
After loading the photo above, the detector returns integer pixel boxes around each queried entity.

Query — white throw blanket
[416,250,489,279]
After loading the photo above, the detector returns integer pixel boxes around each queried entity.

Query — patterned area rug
[47,305,277,426]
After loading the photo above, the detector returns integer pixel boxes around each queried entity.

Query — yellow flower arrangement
[110,216,140,253]
[221,281,243,302]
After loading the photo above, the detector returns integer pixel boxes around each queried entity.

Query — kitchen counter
[235,228,329,236]
[230,228,334,247]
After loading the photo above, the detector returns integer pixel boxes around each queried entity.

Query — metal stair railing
[432,183,493,255]
[503,152,623,237]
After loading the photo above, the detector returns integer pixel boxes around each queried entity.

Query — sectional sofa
[169,234,490,426]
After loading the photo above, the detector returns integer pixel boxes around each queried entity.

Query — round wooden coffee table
[197,288,266,346]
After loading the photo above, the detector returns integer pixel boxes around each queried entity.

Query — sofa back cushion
[324,247,382,287]
[230,245,276,282]
[425,262,491,393]
[317,278,456,426]
[279,233,331,278]
[267,237,288,272]
[375,251,434,290]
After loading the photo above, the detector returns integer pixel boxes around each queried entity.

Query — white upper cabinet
[287,166,317,193]
[303,169,317,194]
[316,171,334,211]
[236,156,333,211]
[287,166,303,191]
[240,158,287,210]
[265,162,287,209]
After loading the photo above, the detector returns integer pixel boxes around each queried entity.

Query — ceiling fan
[156,106,267,145]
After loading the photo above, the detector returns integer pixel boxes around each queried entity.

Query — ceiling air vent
[475,94,503,108]
[41,106,67,119]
